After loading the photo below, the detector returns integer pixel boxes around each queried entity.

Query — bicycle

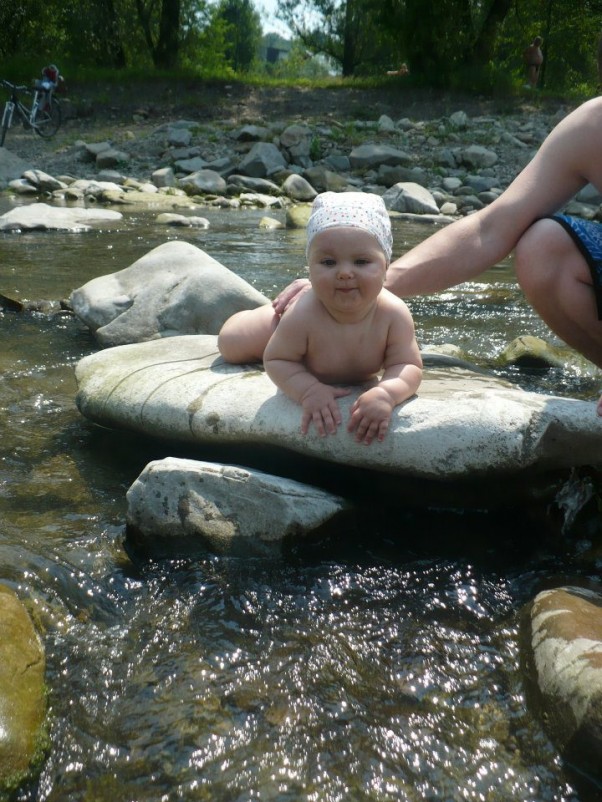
[0,76,62,147]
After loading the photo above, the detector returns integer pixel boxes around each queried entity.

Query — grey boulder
[70,241,270,347]
[126,457,351,557]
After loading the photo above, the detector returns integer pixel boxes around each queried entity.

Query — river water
[1,196,601,801]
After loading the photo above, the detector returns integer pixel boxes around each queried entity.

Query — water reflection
[34,555,587,801]
[0,198,600,800]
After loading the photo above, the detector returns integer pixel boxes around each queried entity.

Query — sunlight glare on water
[35,556,584,801]
[0,198,598,801]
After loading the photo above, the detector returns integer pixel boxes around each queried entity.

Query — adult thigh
[513,218,602,367]
[514,218,591,299]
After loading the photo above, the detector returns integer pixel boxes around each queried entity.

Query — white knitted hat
[306,191,393,264]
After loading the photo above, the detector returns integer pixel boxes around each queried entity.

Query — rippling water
[1,197,601,801]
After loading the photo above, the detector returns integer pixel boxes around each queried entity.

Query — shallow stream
[1,197,601,801]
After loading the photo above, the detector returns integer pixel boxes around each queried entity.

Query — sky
[256,0,293,37]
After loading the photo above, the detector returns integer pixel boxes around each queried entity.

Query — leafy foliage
[276,0,601,91]
[211,0,263,72]
[0,0,599,94]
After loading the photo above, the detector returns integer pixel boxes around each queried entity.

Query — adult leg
[217,304,279,364]
[514,218,602,371]
[527,65,536,87]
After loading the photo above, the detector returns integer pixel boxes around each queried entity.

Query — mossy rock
[285,203,312,228]
[0,584,48,795]
[498,334,568,369]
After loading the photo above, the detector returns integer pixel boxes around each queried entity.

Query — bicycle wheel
[33,96,61,138]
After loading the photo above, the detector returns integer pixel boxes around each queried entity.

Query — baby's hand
[348,387,395,445]
[300,383,352,436]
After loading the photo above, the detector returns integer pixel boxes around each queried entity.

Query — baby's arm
[348,299,423,444]
[218,305,279,364]
[264,305,351,436]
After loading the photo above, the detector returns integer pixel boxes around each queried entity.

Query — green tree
[278,0,518,79]
[0,0,66,62]
[496,0,601,90]
[58,0,127,67]
[0,0,186,69]
[279,0,392,75]
[180,0,226,70]
[394,0,516,78]
[134,0,181,67]
[212,0,263,72]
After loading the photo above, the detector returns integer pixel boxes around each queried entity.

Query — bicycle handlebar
[1,80,30,92]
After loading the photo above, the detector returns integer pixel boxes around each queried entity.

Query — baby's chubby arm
[348,296,423,445]
[263,299,351,437]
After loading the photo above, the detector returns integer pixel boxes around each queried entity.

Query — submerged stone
[126,457,351,557]
[499,335,572,369]
[521,586,602,782]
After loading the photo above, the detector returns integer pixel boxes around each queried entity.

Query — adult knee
[514,219,564,297]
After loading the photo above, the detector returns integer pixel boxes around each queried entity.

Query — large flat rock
[0,202,122,231]
[75,334,602,482]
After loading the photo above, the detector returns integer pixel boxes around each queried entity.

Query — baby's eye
[321,258,336,266]
[355,258,370,266]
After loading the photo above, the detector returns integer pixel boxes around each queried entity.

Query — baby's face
[308,227,387,314]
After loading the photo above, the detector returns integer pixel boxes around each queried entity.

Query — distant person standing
[523,36,544,88]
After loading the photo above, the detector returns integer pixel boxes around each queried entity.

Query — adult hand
[272,278,311,316]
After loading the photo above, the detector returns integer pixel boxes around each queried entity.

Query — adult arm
[384,97,602,297]
[272,277,311,317]
[272,98,601,311]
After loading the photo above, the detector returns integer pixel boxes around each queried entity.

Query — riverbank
[1,80,577,187]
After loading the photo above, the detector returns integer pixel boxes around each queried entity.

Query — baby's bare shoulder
[281,288,320,320]
[378,288,413,316]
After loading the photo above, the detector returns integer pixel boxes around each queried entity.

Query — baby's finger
[311,411,327,437]
[300,410,312,435]
[360,420,381,445]
[328,401,342,427]
[351,415,369,441]
[377,419,389,442]
[321,406,340,434]
[347,406,364,433]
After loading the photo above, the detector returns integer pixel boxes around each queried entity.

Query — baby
[218,191,422,445]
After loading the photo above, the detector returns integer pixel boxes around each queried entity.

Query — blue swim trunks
[551,214,602,319]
